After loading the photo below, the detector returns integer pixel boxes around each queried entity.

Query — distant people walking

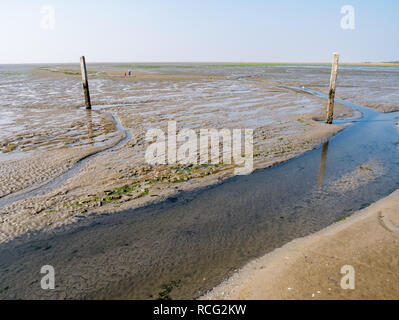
[128,71,131,76]
[124,72,127,77]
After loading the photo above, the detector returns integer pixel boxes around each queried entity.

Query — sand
[201,190,399,300]
[0,64,398,300]
[0,67,353,245]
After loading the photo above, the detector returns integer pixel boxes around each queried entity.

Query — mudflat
[1,63,399,299]
[0,64,353,244]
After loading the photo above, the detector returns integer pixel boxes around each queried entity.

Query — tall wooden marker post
[80,56,91,109]
[326,52,339,124]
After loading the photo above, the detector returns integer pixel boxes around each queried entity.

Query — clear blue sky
[0,0,398,64]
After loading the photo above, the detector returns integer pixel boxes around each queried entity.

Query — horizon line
[1,60,398,65]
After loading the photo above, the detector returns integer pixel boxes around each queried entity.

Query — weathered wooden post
[326,52,339,124]
[80,56,91,109]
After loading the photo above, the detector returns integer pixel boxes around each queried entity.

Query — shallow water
[1,86,399,299]
[1,63,397,142]
[0,64,320,157]
[0,110,130,209]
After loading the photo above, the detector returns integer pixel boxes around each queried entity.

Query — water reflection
[318,141,329,187]
[85,110,95,146]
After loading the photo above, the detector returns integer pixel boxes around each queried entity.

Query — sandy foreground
[202,190,399,300]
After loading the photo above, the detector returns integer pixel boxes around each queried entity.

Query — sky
[0,0,398,64]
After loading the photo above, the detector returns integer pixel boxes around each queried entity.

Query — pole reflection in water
[85,109,95,146]
[318,141,329,187]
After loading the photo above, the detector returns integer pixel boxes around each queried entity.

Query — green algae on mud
[115,64,194,70]
[205,62,399,68]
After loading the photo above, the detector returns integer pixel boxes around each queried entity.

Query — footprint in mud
[379,208,399,234]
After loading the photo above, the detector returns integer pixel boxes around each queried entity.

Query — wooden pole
[326,52,339,124]
[80,56,91,109]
